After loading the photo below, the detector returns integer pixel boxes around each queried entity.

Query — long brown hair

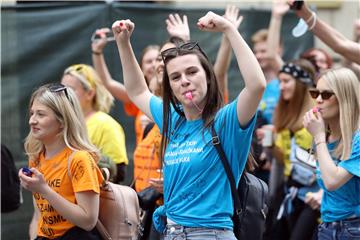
[160,47,223,161]
[273,59,316,132]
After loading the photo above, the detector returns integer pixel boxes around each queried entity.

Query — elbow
[323,180,340,191]
[80,218,98,232]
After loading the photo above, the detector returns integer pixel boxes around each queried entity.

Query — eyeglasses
[161,42,208,63]
[309,89,335,100]
[48,83,69,100]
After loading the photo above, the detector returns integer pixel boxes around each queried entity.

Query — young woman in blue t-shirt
[303,68,360,240]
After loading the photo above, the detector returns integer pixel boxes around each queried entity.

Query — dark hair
[300,48,333,73]
[160,47,223,161]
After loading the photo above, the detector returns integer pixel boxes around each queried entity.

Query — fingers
[197,12,216,30]
[112,19,134,35]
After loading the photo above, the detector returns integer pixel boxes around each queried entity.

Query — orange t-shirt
[29,147,103,239]
[133,125,162,192]
[124,102,146,144]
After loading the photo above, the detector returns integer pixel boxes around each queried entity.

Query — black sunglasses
[161,42,208,63]
[309,89,335,100]
[48,83,69,100]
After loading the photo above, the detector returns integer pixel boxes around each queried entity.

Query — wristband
[92,51,102,55]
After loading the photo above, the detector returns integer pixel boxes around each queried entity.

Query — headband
[279,62,314,87]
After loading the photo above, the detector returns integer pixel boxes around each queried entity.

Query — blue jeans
[318,217,360,240]
[164,224,236,240]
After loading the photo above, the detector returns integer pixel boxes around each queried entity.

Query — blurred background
[1,0,359,239]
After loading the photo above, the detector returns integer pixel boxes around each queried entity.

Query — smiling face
[253,41,271,70]
[314,78,339,121]
[29,99,63,144]
[141,48,159,82]
[166,54,208,109]
[279,72,297,101]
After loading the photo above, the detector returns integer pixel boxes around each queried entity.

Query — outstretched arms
[198,12,266,126]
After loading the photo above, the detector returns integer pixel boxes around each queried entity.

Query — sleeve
[150,96,164,131]
[123,102,139,117]
[69,151,102,194]
[339,131,360,177]
[215,99,257,172]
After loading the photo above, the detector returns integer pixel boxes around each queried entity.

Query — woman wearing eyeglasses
[303,68,360,240]
[112,11,265,239]
[19,84,103,240]
[61,64,128,184]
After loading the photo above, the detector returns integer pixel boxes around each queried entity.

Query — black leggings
[35,226,102,240]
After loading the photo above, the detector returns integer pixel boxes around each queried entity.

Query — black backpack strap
[210,124,242,214]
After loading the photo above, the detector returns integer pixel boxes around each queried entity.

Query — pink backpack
[68,152,140,240]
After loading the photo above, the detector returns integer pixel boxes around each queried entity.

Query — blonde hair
[320,68,360,160]
[24,84,100,163]
[64,64,114,113]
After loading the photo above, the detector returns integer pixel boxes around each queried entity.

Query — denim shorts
[318,217,360,240]
[164,224,236,240]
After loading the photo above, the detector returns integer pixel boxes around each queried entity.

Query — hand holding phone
[22,167,33,177]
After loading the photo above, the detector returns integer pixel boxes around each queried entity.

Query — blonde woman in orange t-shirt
[19,84,103,240]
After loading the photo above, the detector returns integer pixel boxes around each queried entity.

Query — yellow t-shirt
[29,147,103,239]
[87,111,128,165]
[275,128,313,176]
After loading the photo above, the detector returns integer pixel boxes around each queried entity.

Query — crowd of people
[16,1,359,240]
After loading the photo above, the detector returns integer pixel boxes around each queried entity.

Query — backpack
[211,126,268,240]
[1,144,22,213]
[67,152,140,240]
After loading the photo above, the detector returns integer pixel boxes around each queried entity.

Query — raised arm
[112,20,154,119]
[92,28,131,103]
[267,0,287,70]
[198,12,266,126]
[290,0,360,64]
[213,5,243,99]
[166,13,190,42]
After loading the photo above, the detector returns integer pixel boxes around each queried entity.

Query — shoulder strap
[211,124,242,214]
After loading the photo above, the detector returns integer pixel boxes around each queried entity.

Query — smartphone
[91,30,115,42]
[290,0,304,10]
[22,167,33,177]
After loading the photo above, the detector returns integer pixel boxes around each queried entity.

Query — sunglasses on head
[48,83,69,100]
[161,42,208,63]
[309,89,335,100]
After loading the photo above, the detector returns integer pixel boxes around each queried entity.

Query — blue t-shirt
[258,78,280,124]
[150,96,256,230]
[317,130,360,222]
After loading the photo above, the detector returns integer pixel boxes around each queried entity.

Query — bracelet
[308,12,317,31]
[92,51,102,55]
[315,141,326,147]
[305,11,315,24]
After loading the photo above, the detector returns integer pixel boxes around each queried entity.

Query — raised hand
[197,11,233,33]
[273,0,290,17]
[223,5,243,29]
[112,19,135,43]
[303,108,326,141]
[92,28,110,53]
[166,13,190,41]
